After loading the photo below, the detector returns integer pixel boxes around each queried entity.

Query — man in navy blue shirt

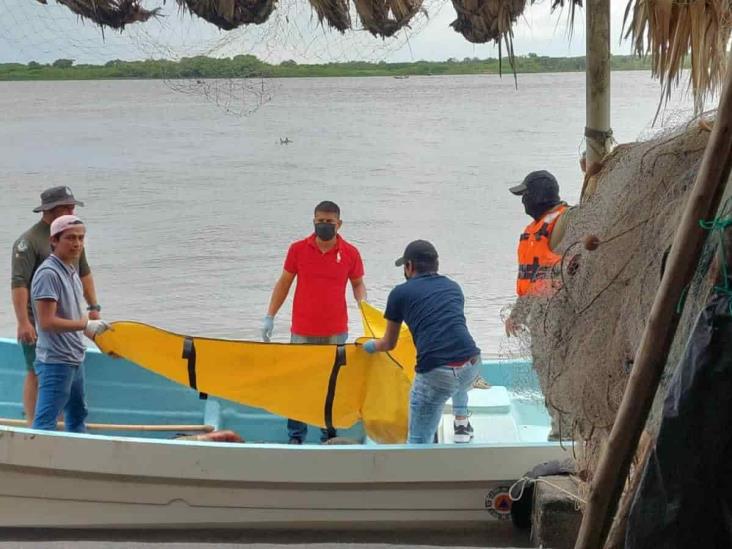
[364,240,481,443]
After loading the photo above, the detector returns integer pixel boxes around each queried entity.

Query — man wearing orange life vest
[505,170,569,336]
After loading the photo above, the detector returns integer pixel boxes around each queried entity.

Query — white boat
[0,337,568,529]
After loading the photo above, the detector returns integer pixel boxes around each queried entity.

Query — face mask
[522,193,558,220]
[314,222,336,241]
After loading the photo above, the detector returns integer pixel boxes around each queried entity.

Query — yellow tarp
[96,303,415,443]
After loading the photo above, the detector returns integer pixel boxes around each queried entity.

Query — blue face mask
[314,222,336,241]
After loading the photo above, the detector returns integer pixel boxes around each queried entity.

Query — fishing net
[624,204,732,549]
[0,0,442,115]
[505,111,725,491]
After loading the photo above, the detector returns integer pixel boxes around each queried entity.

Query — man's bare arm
[372,320,401,352]
[12,287,36,343]
[35,299,87,333]
[266,270,296,317]
[80,273,100,319]
[350,277,367,302]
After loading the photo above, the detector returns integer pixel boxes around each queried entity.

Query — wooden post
[603,432,653,549]
[585,0,611,166]
[574,49,732,549]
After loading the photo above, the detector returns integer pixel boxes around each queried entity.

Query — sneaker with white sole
[453,420,474,443]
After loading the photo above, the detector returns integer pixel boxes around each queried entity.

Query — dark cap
[509,170,560,200]
[395,240,439,267]
[33,186,84,213]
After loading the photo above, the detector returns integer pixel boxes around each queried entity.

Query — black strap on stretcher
[323,345,347,438]
[182,337,207,400]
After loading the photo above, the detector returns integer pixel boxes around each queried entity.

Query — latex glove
[262,315,274,342]
[84,319,112,340]
[363,340,377,354]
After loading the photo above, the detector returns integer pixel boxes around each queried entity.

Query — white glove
[261,315,274,343]
[85,319,112,339]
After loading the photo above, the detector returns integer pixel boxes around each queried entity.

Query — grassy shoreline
[0,54,654,81]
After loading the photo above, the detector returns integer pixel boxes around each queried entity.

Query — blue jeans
[288,332,348,442]
[32,361,88,433]
[408,358,480,444]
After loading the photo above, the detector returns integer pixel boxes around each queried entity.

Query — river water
[0,72,694,357]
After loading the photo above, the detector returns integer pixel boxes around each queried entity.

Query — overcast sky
[0,0,635,64]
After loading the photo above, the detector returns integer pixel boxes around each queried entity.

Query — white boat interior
[0,337,569,529]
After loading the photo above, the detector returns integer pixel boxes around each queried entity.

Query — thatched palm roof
[623,0,732,113]
[177,0,276,29]
[36,0,159,29]
[39,0,580,42]
[37,0,730,108]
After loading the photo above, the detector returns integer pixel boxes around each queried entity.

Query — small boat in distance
[393,75,409,79]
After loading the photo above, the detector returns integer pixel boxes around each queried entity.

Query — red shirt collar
[307,233,342,252]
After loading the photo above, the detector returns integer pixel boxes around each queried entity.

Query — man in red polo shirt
[262,201,367,444]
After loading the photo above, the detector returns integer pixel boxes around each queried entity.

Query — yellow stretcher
[96,303,415,443]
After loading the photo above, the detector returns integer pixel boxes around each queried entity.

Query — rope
[675,209,732,315]
[509,476,529,501]
[699,209,732,315]
[508,476,586,511]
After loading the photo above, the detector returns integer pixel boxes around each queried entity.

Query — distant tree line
[0,53,656,81]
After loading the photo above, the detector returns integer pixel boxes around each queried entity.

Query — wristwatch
[87,304,102,312]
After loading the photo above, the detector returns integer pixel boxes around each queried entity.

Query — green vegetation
[0,53,654,81]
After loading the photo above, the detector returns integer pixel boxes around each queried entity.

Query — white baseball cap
[50,215,85,238]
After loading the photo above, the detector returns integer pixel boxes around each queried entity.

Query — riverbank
[0,54,653,81]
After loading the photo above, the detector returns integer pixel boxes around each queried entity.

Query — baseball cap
[33,186,84,213]
[395,240,439,267]
[50,215,85,238]
[509,170,560,200]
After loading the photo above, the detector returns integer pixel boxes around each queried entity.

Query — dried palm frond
[353,0,423,37]
[38,0,159,29]
[546,0,583,35]
[450,0,526,75]
[307,0,351,32]
[623,0,732,114]
[177,0,276,29]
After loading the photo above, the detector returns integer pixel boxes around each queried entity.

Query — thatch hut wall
[522,119,722,486]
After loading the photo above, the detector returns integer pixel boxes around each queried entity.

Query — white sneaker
[453,420,474,443]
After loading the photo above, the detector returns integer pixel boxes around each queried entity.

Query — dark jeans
[287,332,347,442]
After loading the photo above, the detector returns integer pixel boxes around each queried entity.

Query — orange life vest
[516,204,568,297]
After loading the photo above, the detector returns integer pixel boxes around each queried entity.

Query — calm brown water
[0,72,694,357]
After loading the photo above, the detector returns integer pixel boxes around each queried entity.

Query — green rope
[699,214,732,315]
[698,218,732,232]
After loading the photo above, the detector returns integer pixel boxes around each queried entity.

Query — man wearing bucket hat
[30,215,110,432]
[11,186,101,424]
[363,240,481,444]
